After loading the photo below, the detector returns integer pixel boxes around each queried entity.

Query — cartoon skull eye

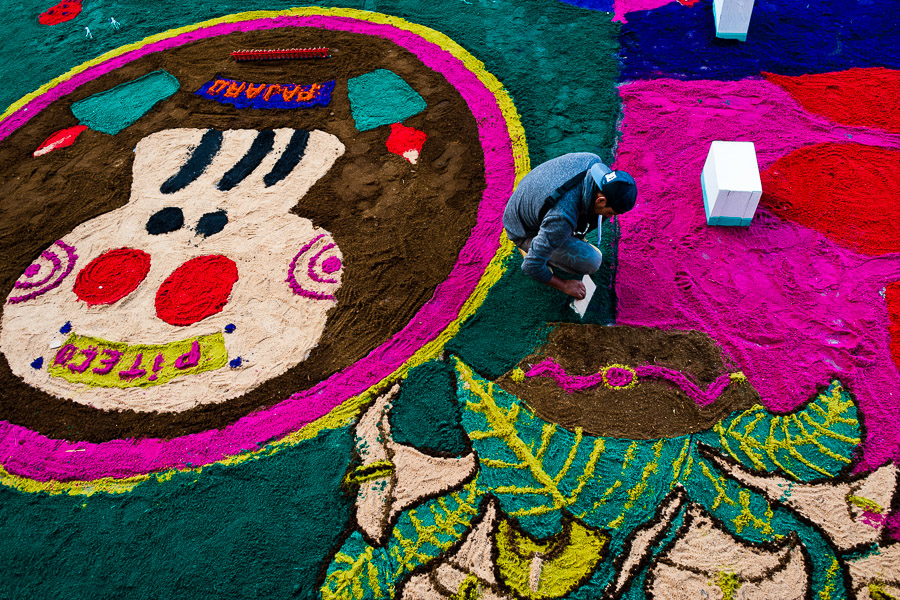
[196,210,228,237]
[146,207,184,235]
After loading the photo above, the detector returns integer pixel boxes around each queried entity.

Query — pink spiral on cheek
[308,243,339,284]
[322,256,342,275]
[286,234,343,301]
[8,240,78,304]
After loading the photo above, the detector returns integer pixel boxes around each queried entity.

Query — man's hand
[547,275,586,299]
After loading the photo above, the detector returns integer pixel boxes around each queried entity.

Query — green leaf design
[325,359,856,599]
[453,357,688,537]
[697,380,860,481]
[320,478,483,600]
[452,359,854,599]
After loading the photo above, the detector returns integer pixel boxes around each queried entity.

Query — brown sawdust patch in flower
[496,324,759,439]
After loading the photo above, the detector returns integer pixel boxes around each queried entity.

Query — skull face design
[1,128,346,412]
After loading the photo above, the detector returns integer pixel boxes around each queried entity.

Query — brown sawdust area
[0,28,484,442]
[496,324,760,439]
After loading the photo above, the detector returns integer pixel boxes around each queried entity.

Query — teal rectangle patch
[71,70,180,135]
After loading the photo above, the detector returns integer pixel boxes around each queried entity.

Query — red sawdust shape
[385,122,426,164]
[886,283,900,372]
[764,68,900,134]
[155,255,238,326]
[74,248,150,305]
[33,125,87,157]
[760,143,900,256]
[38,0,82,25]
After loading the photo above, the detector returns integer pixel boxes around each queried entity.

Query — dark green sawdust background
[0,1,621,597]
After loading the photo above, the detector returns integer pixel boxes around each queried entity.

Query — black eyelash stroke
[264,129,310,187]
[217,129,276,191]
[160,129,224,194]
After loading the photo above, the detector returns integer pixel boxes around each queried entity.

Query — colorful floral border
[0,7,528,494]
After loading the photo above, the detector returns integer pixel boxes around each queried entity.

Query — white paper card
[572,275,596,318]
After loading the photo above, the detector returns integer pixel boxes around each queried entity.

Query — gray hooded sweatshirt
[502,152,610,283]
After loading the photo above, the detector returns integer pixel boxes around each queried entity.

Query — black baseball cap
[590,165,637,214]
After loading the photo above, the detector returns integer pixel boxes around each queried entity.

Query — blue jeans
[515,236,603,276]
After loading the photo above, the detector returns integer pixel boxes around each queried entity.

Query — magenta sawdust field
[615,76,900,471]
[2,1,900,599]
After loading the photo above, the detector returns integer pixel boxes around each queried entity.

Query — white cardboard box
[714,0,756,41]
[701,141,762,226]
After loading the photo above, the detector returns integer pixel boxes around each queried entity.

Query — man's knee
[548,246,602,276]
[573,250,603,275]
[585,249,603,274]
[573,243,603,275]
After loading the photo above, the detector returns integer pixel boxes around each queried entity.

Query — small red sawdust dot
[155,255,239,326]
[39,0,82,25]
[74,248,151,305]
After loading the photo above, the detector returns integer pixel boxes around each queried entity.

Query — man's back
[502,152,605,241]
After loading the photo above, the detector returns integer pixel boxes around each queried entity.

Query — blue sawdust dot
[229,357,242,368]
[59,321,72,334]
[30,357,44,369]
[224,324,236,333]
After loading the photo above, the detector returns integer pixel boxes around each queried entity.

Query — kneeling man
[503,153,637,299]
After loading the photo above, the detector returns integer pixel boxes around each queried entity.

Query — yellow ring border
[0,7,528,496]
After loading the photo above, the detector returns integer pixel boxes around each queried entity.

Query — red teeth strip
[231,47,330,61]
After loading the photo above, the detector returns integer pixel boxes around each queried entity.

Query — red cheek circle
[155,255,239,326]
[73,248,151,305]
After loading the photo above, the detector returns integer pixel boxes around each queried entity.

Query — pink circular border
[0,14,515,482]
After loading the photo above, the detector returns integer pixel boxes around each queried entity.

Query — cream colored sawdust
[649,505,809,599]
[400,498,511,600]
[351,385,477,546]
[849,544,900,599]
[608,488,687,599]
[0,127,345,412]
